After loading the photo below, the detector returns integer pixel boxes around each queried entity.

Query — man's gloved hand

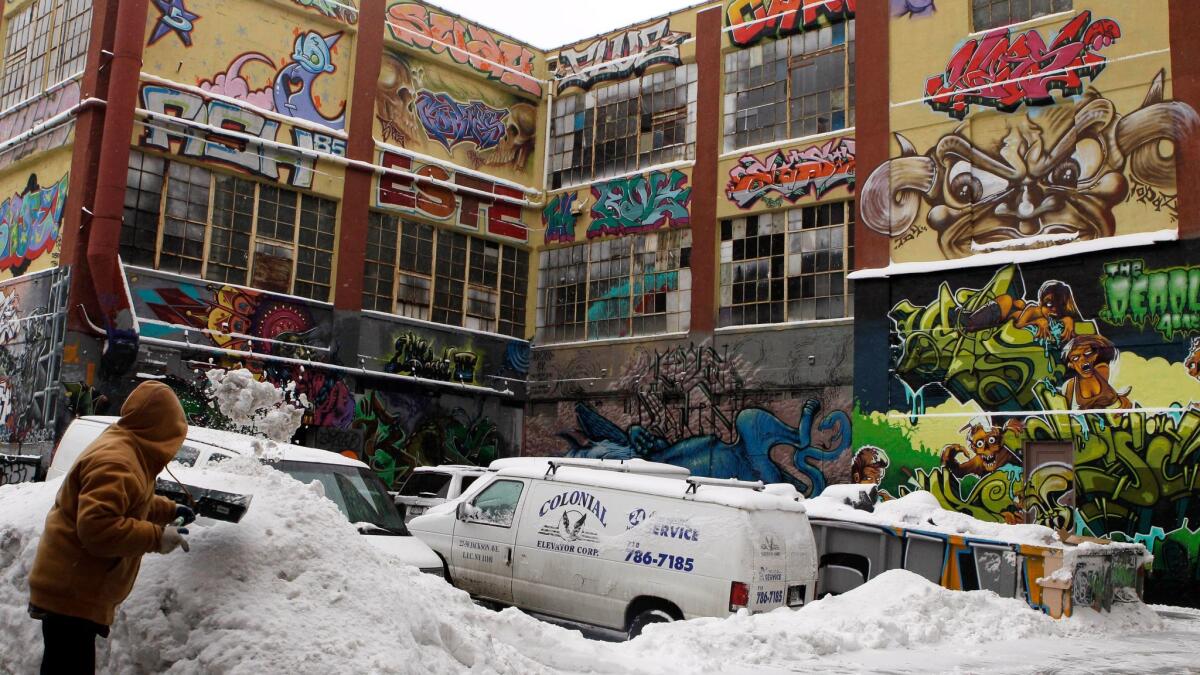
[158,526,190,554]
[174,504,196,526]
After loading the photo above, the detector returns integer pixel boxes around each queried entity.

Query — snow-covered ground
[2,461,1197,675]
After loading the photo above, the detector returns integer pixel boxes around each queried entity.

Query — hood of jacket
[114,381,187,478]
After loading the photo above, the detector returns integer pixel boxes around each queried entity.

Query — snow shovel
[155,477,253,523]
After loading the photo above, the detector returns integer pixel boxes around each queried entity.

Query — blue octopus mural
[560,399,851,496]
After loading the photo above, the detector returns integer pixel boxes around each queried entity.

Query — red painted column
[689,6,722,339]
[63,0,118,323]
[84,0,149,329]
[1170,0,1200,240]
[852,0,891,270]
[333,0,387,311]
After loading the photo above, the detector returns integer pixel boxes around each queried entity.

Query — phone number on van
[625,549,695,572]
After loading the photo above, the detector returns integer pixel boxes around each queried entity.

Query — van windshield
[399,471,453,498]
[276,460,407,534]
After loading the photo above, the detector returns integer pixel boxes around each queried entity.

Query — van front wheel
[627,608,673,639]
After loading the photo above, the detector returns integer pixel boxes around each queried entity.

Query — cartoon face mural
[198,31,346,130]
[376,52,537,179]
[862,71,1198,259]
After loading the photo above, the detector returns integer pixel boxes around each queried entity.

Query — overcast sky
[425,0,707,49]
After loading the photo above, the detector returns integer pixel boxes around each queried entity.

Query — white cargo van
[408,460,818,639]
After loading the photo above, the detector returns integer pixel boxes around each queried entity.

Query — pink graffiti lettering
[0,173,68,275]
[0,81,81,170]
[386,3,541,97]
[726,138,856,209]
[925,11,1120,120]
[725,0,855,47]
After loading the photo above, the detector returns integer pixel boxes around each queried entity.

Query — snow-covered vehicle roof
[488,456,691,476]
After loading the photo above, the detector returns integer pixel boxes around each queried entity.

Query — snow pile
[807,489,1062,547]
[0,464,638,675]
[204,368,306,443]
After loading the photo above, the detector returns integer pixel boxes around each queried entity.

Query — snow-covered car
[49,416,444,575]
[395,465,488,523]
[408,460,819,639]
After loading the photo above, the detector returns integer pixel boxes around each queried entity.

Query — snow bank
[0,469,1170,674]
[0,464,635,675]
[807,489,1061,547]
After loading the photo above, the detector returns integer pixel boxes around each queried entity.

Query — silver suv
[394,465,487,523]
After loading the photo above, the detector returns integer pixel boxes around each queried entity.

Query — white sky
[424,0,709,50]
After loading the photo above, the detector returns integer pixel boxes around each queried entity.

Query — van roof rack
[543,459,643,478]
[684,477,765,494]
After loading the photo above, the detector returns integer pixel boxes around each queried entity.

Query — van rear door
[451,478,528,604]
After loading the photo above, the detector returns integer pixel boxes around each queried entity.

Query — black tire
[627,608,674,639]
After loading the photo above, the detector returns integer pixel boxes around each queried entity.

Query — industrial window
[723,20,854,152]
[720,201,854,327]
[536,229,691,344]
[548,64,697,190]
[973,0,1071,31]
[0,0,92,109]
[121,151,339,302]
[362,212,528,337]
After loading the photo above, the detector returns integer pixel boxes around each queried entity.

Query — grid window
[720,202,854,327]
[465,238,501,332]
[723,20,853,153]
[0,0,92,110]
[158,162,211,277]
[121,155,338,301]
[973,0,1071,31]
[396,220,435,320]
[536,230,691,344]
[548,64,697,189]
[295,195,337,301]
[207,175,254,285]
[363,212,399,312]
[499,247,528,338]
[432,231,469,326]
[122,151,165,268]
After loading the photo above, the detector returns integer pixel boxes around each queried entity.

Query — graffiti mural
[725,0,855,47]
[543,193,578,244]
[377,53,537,176]
[0,173,68,278]
[892,0,934,18]
[149,0,200,47]
[139,85,343,189]
[1098,260,1200,340]
[0,453,38,485]
[415,91,508,152]
[0,80,79,170]
[383,332,481,384]
[384,3,541,97]
[861,70,1197,259]
[292,0,358,23]
[589,170,692,239]
[198,31,346,130]
[354,390,504,488]
[553,18,690,92]
[726,138,855,209]
[0,269,68,449]
[376,150,527,242]
[859,251,1200,603]
[924,12,1121,120]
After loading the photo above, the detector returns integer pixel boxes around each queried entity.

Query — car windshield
[276,460,407,533]
[399,471,453,498]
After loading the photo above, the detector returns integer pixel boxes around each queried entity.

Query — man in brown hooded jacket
[29,381,195,674]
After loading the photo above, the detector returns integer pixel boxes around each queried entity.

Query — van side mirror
[455,501,467,521]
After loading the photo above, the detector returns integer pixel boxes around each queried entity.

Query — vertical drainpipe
[334,0,386,314]
[689,6,723,341]
[63,0,119,331]
[1169,0,1200,239]
[84,0,149,337]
